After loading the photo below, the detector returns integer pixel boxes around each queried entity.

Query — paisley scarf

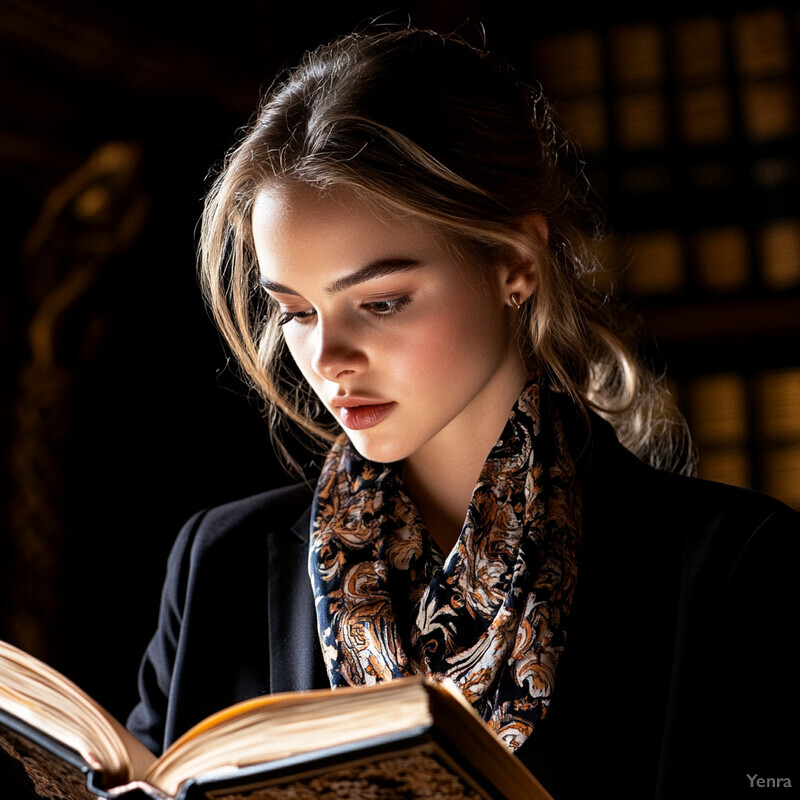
[308,380,581,750]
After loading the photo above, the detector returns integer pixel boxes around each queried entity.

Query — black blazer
[127,417,798,799]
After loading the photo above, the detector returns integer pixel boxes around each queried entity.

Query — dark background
[1,0,798,729]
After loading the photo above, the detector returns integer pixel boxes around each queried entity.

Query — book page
[145,677,551,800]
[144,679,435,796]
[0,640,155,787]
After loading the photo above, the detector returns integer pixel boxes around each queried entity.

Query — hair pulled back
[199,26,693,475]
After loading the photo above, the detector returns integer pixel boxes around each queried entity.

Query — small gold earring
[509,292,522,310]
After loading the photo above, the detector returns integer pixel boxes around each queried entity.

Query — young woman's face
[252,185,527,465]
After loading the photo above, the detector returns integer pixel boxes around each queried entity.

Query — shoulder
[583,410,795,528]
[580,412,797,587]
[161,481,315,603]
[176,481,314,554]
[630,455,794,543]
[647,471,796,598]
[197,481,314,531]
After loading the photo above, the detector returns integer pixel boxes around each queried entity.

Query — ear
[498,213,548,307]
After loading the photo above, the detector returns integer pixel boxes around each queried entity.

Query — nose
[310,320,367,381]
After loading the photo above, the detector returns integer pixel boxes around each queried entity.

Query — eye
[277,308,316,326]
[364,295,412,316]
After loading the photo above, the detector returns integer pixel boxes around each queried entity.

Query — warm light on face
[251,184,527,468]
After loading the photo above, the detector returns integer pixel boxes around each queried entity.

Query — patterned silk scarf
[308,380,582,750]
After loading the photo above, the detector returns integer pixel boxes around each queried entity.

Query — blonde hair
[199,26,694,476]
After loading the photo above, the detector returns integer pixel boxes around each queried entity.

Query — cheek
[387,302,503,382]
[281,332,320,387]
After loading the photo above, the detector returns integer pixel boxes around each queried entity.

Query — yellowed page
[0,640,155,787]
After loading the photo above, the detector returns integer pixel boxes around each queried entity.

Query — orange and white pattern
[309,380,582,751]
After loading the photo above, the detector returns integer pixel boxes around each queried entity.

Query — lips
[331,397,396,430]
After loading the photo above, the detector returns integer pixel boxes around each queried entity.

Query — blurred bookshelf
[530,4,800,508]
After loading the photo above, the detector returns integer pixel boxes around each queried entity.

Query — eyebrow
[258,258,421,296]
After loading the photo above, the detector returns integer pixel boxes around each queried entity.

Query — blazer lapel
[266,503,328,694]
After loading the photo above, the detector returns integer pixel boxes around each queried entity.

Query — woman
[127,27,797,799]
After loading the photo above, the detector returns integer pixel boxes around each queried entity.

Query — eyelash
[277,295,412,326]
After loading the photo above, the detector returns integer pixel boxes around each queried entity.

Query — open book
[0,640,552,800]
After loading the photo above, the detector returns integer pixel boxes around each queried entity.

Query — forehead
[253,183,385,235]
[251,184,446,279]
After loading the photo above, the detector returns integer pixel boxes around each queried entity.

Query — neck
[403,357,527,553]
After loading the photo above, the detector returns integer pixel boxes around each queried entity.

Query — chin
[345,432,412,465]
